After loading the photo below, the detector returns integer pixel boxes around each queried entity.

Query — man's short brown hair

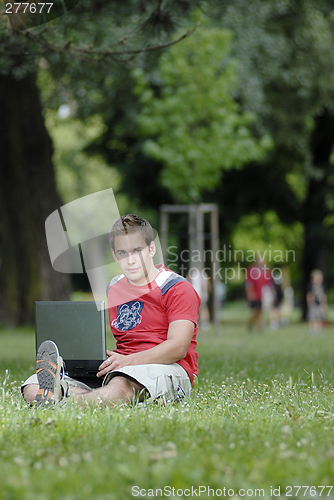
[109,214,154,251]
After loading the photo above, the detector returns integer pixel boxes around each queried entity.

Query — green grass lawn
[1,303,334,500]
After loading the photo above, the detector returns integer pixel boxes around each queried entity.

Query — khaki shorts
[21,363,192,404]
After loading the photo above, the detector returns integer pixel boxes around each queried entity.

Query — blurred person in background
[307,269,327,334]
[269,272,284,330]
[245,256,273,331]
[187,266,211,330]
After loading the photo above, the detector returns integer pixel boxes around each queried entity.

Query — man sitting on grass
[22,214,200,407]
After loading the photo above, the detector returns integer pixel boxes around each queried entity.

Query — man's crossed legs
[22,340,191,407]
[23,373,147,406]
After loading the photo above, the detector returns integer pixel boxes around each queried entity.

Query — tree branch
[13,21,200,59]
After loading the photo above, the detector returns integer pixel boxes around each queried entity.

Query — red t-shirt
[106,265,200,384]
[246,264,272,300]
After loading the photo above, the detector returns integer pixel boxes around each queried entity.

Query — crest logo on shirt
[112,301,144,331]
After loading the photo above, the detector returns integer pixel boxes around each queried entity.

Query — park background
[1,1,334,499]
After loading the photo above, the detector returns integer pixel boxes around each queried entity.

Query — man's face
[112,230,156,286]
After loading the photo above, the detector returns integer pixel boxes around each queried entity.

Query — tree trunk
[301,109,334,320]
[0,72,71,326]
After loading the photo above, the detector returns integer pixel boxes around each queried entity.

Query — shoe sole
[35,340,61,407]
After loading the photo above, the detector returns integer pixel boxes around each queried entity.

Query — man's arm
[97,319,195,378]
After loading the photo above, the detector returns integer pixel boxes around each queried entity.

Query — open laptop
[35,301,106,378]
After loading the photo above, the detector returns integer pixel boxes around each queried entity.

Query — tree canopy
[133,14,272,203]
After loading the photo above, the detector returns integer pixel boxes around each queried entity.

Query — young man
[22,214,200,407]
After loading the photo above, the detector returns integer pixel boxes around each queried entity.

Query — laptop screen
[35,301,106,377]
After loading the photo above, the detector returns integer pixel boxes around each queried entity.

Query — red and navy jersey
[106,264,200,383]
[246,264,273,301]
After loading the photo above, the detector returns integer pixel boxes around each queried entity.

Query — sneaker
[59,377,70,407]
[34,340,63,407]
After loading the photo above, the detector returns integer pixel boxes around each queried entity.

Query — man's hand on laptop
[97,350,130,377]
